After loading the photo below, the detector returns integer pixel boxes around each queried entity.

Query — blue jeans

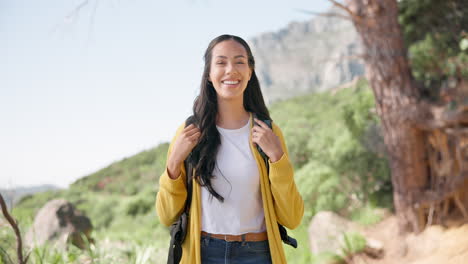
[200,235,272,264]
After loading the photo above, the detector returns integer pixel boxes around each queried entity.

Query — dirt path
[351,215,468,264]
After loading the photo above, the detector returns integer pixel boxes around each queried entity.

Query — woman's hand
[251,118,284,163]
[167,124,201,179]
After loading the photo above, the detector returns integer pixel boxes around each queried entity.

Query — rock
[249,6,365,104]
[308,211,363,255]
[364,238,384,258]
[308,211,385,259]
[25,199,94,250]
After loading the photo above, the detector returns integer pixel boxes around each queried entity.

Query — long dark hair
[188,34,270,202]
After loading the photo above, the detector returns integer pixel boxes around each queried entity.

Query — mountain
[0,184,61,209]
[250,7,364,104]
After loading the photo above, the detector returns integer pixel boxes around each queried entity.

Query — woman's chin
[217,93,244,102]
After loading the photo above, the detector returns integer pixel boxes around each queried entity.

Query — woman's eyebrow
[215,55,246,59]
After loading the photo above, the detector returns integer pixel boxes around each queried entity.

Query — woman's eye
[216,61,225,65]
[236,62,245,64]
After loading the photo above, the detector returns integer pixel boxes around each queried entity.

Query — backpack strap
[253,113,298,249]
[183,161,193,214]
[183,116,196,213]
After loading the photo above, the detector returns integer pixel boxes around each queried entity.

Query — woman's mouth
[222,80,240,85]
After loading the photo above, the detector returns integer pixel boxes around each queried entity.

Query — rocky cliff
[250,8,365,103]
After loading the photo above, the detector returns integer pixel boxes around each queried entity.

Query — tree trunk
[343,0,428,232]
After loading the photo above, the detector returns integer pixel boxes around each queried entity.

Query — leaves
[271,79,391,221]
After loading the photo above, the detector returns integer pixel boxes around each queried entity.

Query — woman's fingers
[184,123,195,131]
[182,124,200,141]
[251,126,260,132]
[185,126,200,137]
[252,129,264,142]
[254,118,270,130]
[252,126,266,136]
[188,131,201,143]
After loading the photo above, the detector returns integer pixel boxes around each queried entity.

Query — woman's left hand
[251,118,284,163]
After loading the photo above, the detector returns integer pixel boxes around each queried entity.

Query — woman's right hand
[167,124,201,179]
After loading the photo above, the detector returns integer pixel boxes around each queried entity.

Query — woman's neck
[216,100,250,129]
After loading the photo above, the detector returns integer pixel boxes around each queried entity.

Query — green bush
[341,231,367,258]
[271,79,392,220]
[399,0,468,99]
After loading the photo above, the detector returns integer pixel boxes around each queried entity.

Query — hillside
[70,142,169,195]
[0,184,60,210]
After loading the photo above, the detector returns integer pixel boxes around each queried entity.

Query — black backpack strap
[166,117,196,264]
[253,113,298,249]
[183,115,196,217]
[183,160,193,213]
[278,224,298,248]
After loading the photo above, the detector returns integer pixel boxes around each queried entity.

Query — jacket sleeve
[155,123,188,227]
[268,123,304,229]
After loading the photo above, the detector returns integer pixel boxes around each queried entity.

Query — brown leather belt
[201,231,268,242]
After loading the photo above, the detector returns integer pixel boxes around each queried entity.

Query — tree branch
[0,194,26,264]
[328,0,364,23]
[86,0,100,47]
[66,0,90,21]
[294,8,353,21]
[416,171,468,207]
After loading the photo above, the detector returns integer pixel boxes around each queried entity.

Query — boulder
[25,199,94,250]
[309,211,363,255]
[308,211,384,259]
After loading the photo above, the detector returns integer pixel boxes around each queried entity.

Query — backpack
[166,115,297,264]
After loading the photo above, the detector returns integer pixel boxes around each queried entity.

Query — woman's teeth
[223,80,239,84]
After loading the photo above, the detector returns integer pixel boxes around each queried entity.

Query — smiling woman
[155,34,304,264]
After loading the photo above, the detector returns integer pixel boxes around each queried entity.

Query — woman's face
[209,40,252,102]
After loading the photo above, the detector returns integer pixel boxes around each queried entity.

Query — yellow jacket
[156,113,304,263]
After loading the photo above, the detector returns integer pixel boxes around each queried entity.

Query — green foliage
[398,0,467,46]
[79,195,118,230]
[341,231,367,258]
[409,34,468,96]
[310,252,343,264]
[0,228,15,264]
[271,79,392,220]
[349,204,384,226]
[123,187,156,217]
[284,220,313,263]
[399,0,468,98]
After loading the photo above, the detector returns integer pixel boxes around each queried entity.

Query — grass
[284,220,313,263]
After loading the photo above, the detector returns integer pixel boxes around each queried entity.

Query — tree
[330,0,468,232]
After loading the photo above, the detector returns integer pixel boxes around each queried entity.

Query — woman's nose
[226,62,238,74]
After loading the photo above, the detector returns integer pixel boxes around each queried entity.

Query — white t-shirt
[201,118,266,235]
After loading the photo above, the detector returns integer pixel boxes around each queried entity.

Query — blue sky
[1,0,330,188]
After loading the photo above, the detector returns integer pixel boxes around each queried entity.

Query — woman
[156,34,304,264]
